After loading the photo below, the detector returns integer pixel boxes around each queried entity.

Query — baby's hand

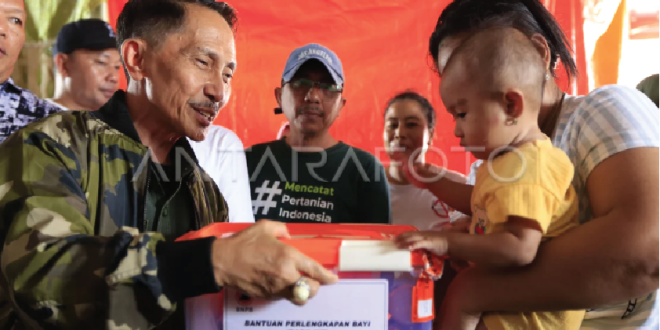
[395,231,449,256]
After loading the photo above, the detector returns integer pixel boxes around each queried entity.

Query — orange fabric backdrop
[591,0,627,88]
[107,0,587,174]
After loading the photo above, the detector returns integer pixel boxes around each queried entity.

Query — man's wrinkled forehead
[178,5,237,64]
[0,0,25,16]
[292,60,334,82]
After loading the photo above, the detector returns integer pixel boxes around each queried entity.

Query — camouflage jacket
[0,91,228,329]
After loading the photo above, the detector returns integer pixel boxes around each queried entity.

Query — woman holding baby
[388,0,659,329]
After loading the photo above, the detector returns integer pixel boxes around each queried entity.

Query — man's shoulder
[244,140,285,168]
[0,80,65,142]
[246,140,284,155]
[335,144,386,183]
[341,144,380,164]
[206,125,243,145]
[11,84,63,115]
[0,111,141,180]
[7,111,81,141]
[4,110,133,152]
[247,139,281,149]
[190,125,244,151]
[44,98,69,111]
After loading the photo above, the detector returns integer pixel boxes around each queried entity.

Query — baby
[396,27,584,330]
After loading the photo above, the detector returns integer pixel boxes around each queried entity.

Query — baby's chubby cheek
[488,116,503,126]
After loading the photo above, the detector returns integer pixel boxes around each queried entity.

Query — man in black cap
[48,18,121,110]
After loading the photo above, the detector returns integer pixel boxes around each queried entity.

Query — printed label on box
[417,299,433,319]
[224,280,388,330]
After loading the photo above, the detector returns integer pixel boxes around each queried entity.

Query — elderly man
[0,0,61,144]
[246,44,391,224]
[48,17,253,224]
[0,1,336,329]
[48,18,121,110]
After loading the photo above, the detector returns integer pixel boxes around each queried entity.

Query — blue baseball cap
[281,43,344,85]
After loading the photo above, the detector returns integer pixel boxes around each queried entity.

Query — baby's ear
[503,90,525,118]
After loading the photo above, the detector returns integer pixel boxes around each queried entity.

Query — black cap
[53,19,117,55]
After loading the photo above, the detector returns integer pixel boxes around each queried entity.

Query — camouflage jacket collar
[90,90,143,143]
[91,90,200,175]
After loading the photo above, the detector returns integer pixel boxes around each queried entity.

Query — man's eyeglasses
[287,78,343,96]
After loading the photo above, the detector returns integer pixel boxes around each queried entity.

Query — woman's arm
[449,148,659,313]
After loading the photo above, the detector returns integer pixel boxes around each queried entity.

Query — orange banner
[108,0,587,174]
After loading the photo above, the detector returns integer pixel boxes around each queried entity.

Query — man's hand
[395,231,449,256]
[211,220,338,305]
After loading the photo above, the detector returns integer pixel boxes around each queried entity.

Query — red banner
[108,0,587,174]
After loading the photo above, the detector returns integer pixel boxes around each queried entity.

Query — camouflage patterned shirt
[0,91,229,329]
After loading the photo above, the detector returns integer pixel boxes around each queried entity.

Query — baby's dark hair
[385,91,436,130]
[442,27,547,109]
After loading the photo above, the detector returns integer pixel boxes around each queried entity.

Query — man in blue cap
[246,43,391,224]
[48,18,121,110]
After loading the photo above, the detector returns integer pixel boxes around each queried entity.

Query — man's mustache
[189,101,219,111]
[297,105,322,116]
